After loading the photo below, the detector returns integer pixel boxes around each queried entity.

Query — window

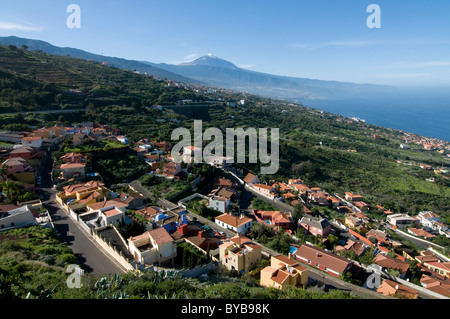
[11,222,15,227]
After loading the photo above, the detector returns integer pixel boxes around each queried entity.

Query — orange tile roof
[216,213,252,227]
[253,183,274,190]
[149,228,174,246]
[102,207,123,217]
[60,163,86,169]
[229,235,251,246]
[244,173,257,183]
[87,199,128,211]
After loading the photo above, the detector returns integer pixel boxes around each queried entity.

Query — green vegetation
[93,149,150,187]
[0,226,79,299]
[175,242,211,269]
[139,174,191,201]
[248,223,294,255]
[2,45,449,220]
[251,198,279,211]
[0,45,195,114]
[184,197,220,221]
[0,180,38,204]
[0,227,359,300]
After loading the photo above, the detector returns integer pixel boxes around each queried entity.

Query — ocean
[302,89,450,142]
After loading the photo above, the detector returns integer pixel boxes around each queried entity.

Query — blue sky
[1,0,450,87]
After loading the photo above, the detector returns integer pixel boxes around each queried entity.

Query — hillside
[0,36,199,85]
[0,45,448,219]
[0,44,197,113]
[0,37,394,102]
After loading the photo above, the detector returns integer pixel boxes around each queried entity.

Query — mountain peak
[179,54,238,69]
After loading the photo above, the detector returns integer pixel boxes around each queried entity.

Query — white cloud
[182,53,200,61]
[238,64,257,69]
[0,21,44,32]
[167,53,200,65]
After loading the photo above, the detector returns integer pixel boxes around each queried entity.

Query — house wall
[0,208,37,231]
[103,211,125,227]
[220,244,261,274]
[260,270,277,288]
[91,227,135,272]
[62,167,86,179]
[209,198,227,214]
[22,140,42,148]
[236,221,252,234]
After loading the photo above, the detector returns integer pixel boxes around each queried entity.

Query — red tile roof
[87,199,128,211]
[253,183,273,190]
[149,228,174,246]
[215,213,252,228]
[244,173,257,183]
[294,244,353,274]
[374,254,410,274]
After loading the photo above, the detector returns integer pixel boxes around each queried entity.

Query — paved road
[40,152,125,275]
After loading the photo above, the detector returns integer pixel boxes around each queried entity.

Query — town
[1,119,449,300]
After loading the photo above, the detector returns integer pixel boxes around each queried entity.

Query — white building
[0,206,37,231]
[387,213,417,228]
[208,196,230,214]
[22,136,43,148]
[417,211,440,227]
[116,136,129,144]
[80,205,127,229]
[215,213,253,234]
[128,228,177,266]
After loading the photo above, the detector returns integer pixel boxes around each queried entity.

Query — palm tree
[2,180,22,203]
[0,164,8,176]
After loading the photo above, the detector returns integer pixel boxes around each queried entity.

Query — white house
[208,196,230,214]
[22,136,43,148]
[215,213,253,234]
[116,136,129,144]
[387,213,417,228]
[99,206,126,227]
[128,228,177,266]
[0,206,37,231]
[417,211,440,227]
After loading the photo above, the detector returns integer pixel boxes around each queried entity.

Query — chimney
[198,230,206,238]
